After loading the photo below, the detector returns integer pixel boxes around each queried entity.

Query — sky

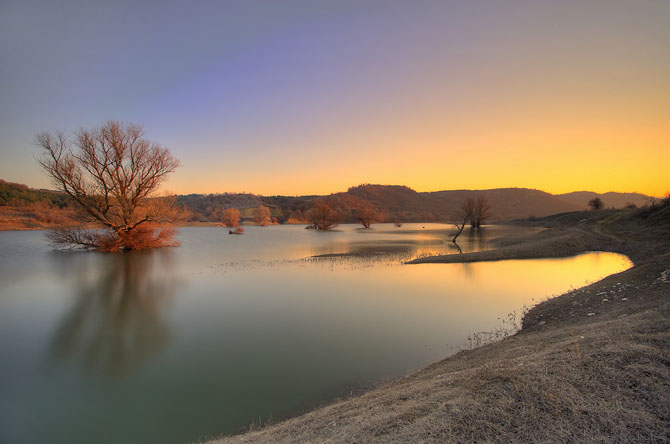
[1,0,668,196]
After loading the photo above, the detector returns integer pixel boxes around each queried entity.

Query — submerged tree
[37,121,180,251]
[221,208,241,227]
[452,197,475,242]
[253,205,272,226]
[355,202,384,228]
[471,195,491,228]
[306,199,340,230]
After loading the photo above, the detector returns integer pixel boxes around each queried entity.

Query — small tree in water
[221,208,240,227]
[471,195,490,228]
[355,202,383,228]
[452,197,475,242]
[306,199,339,230]
[37,121,180,251]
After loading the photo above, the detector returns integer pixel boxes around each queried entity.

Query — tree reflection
[48,250,177,379]
[466,227,487,251]
[447,241,475,280]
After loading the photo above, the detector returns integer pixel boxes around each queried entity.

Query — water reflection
[308,225,495,261]
[465,227,488,251]
[48,250,178,379]
[0,228,633,443]
[305,225,492,273]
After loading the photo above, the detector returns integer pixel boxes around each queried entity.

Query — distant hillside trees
[0,179,72,208]
[287,209,306,224]
[221,208,240,227]
[36,121,180,251]
[176,193,266,222]
[588,197,604,211]
[253,205,272,226]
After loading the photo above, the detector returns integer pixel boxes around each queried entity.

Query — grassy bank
[208,206,670,443]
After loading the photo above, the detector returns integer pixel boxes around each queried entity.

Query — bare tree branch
[36,121,180,251]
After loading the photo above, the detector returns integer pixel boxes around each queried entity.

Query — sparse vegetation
[588,197,604,210]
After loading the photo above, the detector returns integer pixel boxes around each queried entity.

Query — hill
[0,179,72,208]
[424,188,581,221]
[557,191,651,209]
[0,179,654,227]
[0,180,79,230]
[180,185,651,223]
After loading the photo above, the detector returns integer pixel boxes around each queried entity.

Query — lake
[0,224,632,443]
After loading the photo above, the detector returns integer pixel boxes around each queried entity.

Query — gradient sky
[1,0,668,196]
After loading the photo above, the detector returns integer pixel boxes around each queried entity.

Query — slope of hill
[0,179,653,227]
[558,191,651,209]
[0,179,72,208]
[0,180,79,230]
[425,188,582,220]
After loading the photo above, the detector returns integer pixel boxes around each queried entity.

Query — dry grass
[0,204,81,230]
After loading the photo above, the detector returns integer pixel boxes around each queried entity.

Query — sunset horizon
[1,1,668,198]
[1,2,668,443]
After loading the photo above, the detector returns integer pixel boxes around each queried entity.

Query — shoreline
[406,226,617,264]
[209,209,669,443]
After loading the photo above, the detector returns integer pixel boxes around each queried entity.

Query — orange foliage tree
[253,205,272,226]
[355,202,384,228]
[306,199,340,230]
[37,121,181,251]
[221,208,240,227]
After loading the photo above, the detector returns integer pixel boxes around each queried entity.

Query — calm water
[0,224,632,443]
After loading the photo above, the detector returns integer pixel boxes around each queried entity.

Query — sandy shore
[208,207,670,443]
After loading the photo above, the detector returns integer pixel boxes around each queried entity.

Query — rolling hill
[0,179,654,226]
[557,191,651,209]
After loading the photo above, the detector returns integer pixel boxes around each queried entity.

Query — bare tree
[37,121,180,251]
[452,197,475,242]
[221,208,240,227]
[355,202,383,228]
[253,205,271,226]
[306,199,339,230]
[471,195,491,228]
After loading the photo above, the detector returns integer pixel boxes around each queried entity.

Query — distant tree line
[0,179,73,208]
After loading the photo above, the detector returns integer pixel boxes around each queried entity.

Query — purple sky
[1,1,668,195]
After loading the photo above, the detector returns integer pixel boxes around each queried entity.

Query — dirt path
[209,208,670,444]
